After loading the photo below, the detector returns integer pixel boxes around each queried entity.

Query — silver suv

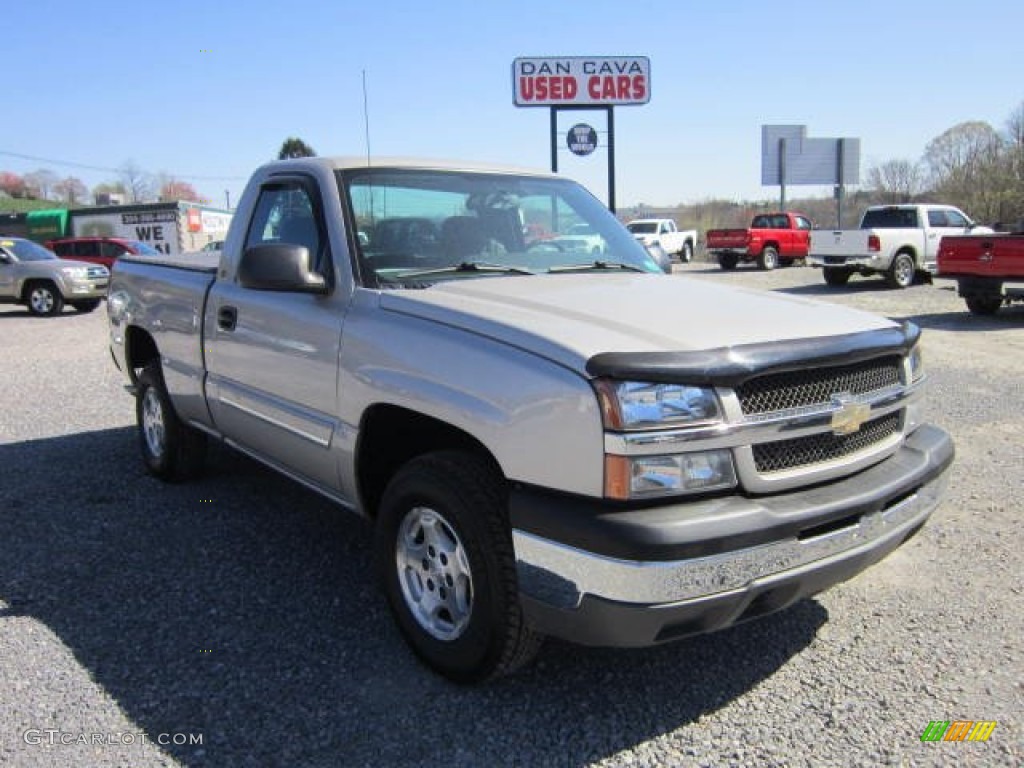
[0,237,109,316]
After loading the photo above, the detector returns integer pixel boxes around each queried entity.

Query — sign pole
[779,137,787,211]
[606,106,616,214]
[550,108,559,174]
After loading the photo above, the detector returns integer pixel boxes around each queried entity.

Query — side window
[245,183,324,268]
[77,241,101,259]
[944,209,969,228]
[52,242,73,257]
[100,241,128,259]
[795,216,812,230]
[927,210,948,227]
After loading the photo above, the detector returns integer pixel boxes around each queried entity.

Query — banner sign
[513,56,650,106]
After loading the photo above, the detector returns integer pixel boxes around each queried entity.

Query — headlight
[907,344,924,382]
[594,380,721,430]
[605,450,737,499]
[61,266,88,279]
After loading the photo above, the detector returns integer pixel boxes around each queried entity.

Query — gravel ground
[0,264,1021,767]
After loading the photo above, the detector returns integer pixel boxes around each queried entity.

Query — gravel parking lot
[1,263,1021,767]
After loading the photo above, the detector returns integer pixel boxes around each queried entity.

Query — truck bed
[938,233,1024,278]
[119,250,220,273]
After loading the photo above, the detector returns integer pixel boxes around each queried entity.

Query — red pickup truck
[706,211,813,271]
[937,232,1024,315]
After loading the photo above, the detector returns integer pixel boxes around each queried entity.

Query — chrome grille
[86,266,108,278]
[736,357,901,416]
[753,412,901,473]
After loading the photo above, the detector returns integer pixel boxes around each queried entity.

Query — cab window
[245,183,325,269]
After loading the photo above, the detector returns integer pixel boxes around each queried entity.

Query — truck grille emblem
[830,393,871,435]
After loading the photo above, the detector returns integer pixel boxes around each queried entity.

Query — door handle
[218,305,237,331]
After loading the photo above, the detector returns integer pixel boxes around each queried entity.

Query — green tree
[278,137,317,159]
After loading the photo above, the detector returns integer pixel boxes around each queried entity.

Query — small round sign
[566,124,598,156]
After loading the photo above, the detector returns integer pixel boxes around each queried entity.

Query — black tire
[136,362,207,481]
[375,451,542,683]
[25,281,63,316]
[757,245,779,271]
[965,296,1002,316]
[678,241,693,264]
[70,299,101,313]
[718,253,738,270]
[886,251,916,289]
[823,267,852,286]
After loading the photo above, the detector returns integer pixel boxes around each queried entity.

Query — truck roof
[262,156,555,177]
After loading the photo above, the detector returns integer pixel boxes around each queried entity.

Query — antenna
[362,69,372,167]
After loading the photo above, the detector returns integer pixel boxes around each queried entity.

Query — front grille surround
[735,356,902,417]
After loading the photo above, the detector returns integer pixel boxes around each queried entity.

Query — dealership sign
[513,56,650,106]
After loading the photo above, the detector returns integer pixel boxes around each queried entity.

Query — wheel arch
[124,325,160,386]
[356,404,502,519]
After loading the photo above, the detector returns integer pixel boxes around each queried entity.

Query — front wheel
[887,252,916,289]
[26,281,63,316]
[71,299,101,313]
[375,451,542,683]
[965,296,1003,316]
[678,241,693,264]
[136,363,207,481]
[757,245,779,271]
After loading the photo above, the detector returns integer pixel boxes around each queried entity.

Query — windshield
[339,168,661,286]
[2,238,57,262]
[129,240,161,255]
[626,221,657,234]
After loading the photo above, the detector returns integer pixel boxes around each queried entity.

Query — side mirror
[238,243,328,294]
[0,253,11,264]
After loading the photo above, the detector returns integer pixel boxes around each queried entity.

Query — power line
[0,150,246,181]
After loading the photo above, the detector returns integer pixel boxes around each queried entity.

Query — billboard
[761,125,860,186]
[513,56,650,106]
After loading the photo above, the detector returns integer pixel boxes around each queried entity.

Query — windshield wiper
[396,261,534,279]
[547,260,646,273]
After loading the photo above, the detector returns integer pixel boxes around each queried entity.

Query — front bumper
[511,424,953,647]
[65,278,109,298]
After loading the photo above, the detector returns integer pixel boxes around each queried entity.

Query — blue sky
[5,0,1022,210]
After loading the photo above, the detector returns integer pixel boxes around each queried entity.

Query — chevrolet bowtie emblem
[830,393,871,435]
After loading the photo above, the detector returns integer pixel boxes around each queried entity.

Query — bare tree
[53,177,89,206]
[923,121,1006,222]
[865,159,923,203]
[119,160,153,203]
[23,169,58,200]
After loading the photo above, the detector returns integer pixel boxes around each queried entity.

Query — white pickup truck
[626,218,697,263]
[106,157,953,683]
[808,204,992,288]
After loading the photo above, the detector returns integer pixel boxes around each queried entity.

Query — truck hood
[378,273,895,375]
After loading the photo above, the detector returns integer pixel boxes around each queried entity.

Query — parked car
[0,237,109,316]
[808,204,991,288]
[107,156,952,683]
[551,223,607,255]
[937,232,1024,315]
[706,211,813,270]
[201,240,225,252]
[46,236,161,270]
[626,218,698,263]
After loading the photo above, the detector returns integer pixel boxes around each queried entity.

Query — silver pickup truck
[107,157,954,682]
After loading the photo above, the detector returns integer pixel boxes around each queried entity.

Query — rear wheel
[757,246,779,271]
[136,362,207,481]
[678,241,693,264]
[375,451,542,683]
[26,281,63,316]
[718,253,738,270]
[886,252,916,289]
[823,267,852,286]
[965,296,1002,316]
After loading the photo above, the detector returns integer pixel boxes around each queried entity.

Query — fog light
[605,450,737,499]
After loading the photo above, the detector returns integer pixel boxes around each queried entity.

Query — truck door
[925,209,972,267]
[204,176,347,492]
[793,215,812,258]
